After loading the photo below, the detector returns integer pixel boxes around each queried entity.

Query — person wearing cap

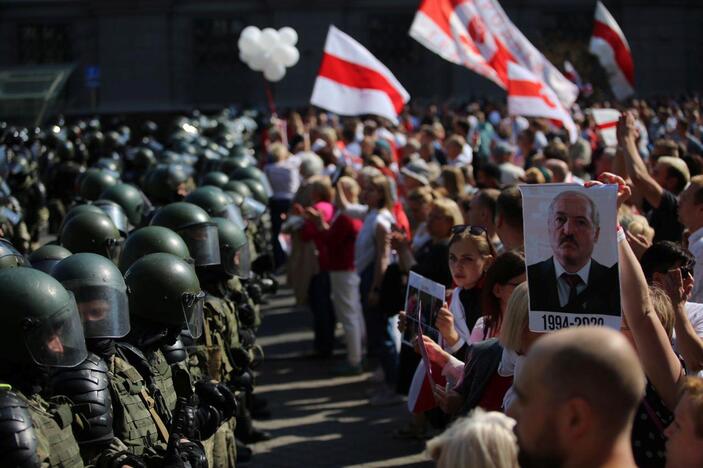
[678,175,703,303]
[618,111,687,242]
[400,158,432,193]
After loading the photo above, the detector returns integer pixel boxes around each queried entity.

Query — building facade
[0,0,700,117]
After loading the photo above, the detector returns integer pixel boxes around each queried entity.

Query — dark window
[193,18,248,68]
[18,24,71,64]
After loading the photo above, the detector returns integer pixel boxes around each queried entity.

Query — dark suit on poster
[527,257,620,316]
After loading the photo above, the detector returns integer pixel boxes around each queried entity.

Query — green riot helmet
[242,179,269,205]
[125,253,204,339]
[79,169,118,201]
[0,268,87,368]
[93,199,129,236]
[223,189,244,208]
[150,202,220,267]
[94,158,122,176]
[143,164,189,205]
[223,180,252,199]
[230,166,273,197]
[60,212,123,263]
[100,183,146,226]
[28,244,72,274]
[57,140,75,161]
[118,226,192,273]
[212,217,250,278]
[201,171,229,188]
[220,157,251,176]
[185,186,245,230]
[59,203,105,235]
[0,238,28,269]
[133,147,156,171]
[51,253,130,339]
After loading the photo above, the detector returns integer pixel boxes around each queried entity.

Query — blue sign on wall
[84,65,100,88]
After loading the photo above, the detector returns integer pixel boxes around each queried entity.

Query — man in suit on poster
[527,190,620,315]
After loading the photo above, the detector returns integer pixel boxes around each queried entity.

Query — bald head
[525,326,645,436]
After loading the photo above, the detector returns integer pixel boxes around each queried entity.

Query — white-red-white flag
[590,108,621,147]
[563,60,582,86]
[507,62,578,144]
[589,1,635,100]
[409,0,578,107]
[310,26,410,123]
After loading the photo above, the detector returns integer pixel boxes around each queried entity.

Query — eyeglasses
[451,224,488,236]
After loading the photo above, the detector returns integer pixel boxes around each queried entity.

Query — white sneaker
[369,388,403,406]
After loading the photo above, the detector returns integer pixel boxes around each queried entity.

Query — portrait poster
[520,183,621,332]
[403,271,446,346]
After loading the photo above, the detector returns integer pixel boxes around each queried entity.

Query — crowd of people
[0,92,702,467]
[263,96,703,467]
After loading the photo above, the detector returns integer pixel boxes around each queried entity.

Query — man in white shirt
[492,142,524,186]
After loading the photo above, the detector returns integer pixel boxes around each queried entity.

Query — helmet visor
[237,243,252,279]
[222,204,246,230]
[242,197,267,221]
[24,294,88,368]
[178,223,221,267]
[105,237,125,264]
[182,290,205,339]
[65,282,130,338]
[0,239,27,267]
[97,203,129,235]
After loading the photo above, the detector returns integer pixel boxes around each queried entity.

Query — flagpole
[264,81,277,117]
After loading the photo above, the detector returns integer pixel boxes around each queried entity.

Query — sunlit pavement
[249,283,431,467]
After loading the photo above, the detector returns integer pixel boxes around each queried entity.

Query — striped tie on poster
[409,0,579,107]
[310,26,410,124]
[506,62,578,144]
[589,1,635,100]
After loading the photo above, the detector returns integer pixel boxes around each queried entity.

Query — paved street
[249,285,432,467]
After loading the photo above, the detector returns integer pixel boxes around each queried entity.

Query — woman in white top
[355,174,400,404]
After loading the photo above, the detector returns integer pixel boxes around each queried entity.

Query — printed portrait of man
[527,190,620,315]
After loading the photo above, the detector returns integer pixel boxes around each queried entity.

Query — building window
[193,18,247,68]
[18,24,71,64]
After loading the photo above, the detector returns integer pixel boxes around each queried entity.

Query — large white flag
[310,26,410,123]
[589,1,635,100]
[590,108,621,147]
[507,62,578,144]
[409,0,578,107]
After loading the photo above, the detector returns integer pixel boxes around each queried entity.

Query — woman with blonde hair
[426,409,519,468]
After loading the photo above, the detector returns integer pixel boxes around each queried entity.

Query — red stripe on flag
[318,53,406,113]
[593,20,634,86]
[509,79,557,109]
[597,121,618,130]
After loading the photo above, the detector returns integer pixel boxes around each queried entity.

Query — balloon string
[264,81,277,116]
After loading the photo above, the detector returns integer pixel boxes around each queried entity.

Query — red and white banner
[409,0,578,107]
[590,108,621,147]
[507,62,578,144]
[589,1,635,100]
[563,60,582,86]
[310,26,410,123]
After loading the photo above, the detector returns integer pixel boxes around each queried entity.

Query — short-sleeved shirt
[646,190,683,243]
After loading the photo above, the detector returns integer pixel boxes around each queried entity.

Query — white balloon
[259,28,280,51]
[270,45,288,65]
[281,46,299,67]
[240,26,261,41]
[239,50,252,65]
[248,52,270,72]
[238,35,261,56]
[278,27,298,46]
[264,60,286,82]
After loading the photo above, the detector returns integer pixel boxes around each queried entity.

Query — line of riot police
[0,111,279,467]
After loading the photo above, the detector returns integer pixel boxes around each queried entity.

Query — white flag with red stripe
[409,0,578,107]
[590,108,621,147]
[507,62,578,144]
[310,26,410,123]
[589,1,635,100]
[563,60,582,87]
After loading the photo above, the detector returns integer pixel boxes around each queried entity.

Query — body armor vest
[109,355,163,455]
[23,392,84,467]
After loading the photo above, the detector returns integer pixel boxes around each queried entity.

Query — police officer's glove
[230,346,252,369]
[163,438,207,468]
[238,302,256,328]
[246,282,263,304]
[239,328,256,348]
[228,369,254,393]
[106,451,147,468]
[194,380,237,421]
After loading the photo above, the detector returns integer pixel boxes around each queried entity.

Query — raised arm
[618,111,664,208]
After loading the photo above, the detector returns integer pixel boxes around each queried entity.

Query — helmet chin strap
[86,338,116,359]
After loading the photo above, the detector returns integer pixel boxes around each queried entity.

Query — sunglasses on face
[451,224,488,236]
